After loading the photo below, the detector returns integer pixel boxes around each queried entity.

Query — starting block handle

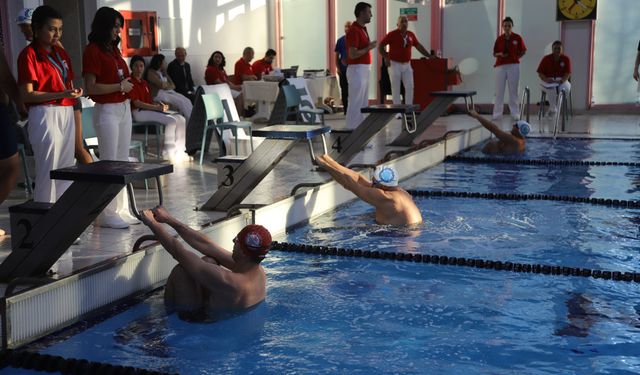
[402,112,417,134]
[464,96,475,113]
[127,176,164,220]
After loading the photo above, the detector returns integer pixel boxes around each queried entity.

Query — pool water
[8,138,640,374]
[464,138,640,162]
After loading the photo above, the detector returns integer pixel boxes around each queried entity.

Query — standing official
[379,15,432,106]
[18,6,82,204]
[345,2,377,129]
[492,17,526,120]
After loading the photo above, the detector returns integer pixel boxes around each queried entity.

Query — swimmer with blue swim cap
[316,154,422,225]
[140,206,271,320]
[16,8,34,41]
[469,109,527,154]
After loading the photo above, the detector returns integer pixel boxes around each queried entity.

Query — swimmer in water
[468,109,529,155]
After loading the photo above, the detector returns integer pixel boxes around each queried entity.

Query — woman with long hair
[145,54,193,126]
[82,6,138,229]
[129,55,188,162]
[204,50,243,110]
[17,5,82,204]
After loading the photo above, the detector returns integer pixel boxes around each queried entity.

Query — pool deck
[1,112,639,278]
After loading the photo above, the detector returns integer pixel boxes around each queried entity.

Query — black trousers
[338,69,349,114]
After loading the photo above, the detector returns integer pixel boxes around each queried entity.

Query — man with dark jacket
[167,47,195,103]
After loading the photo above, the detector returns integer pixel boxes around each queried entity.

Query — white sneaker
[95,213,129,229]
[119,211,141,225]
[511,114,521,121]
[395,114,402,120]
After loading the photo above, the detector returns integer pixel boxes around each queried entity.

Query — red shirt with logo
[251,59,273,79]
[82,42,130,104]
[381,29,419,63]
[346,22,371,65]
[233,58,254,85]
[493,33,526,67]
[129,77,153,109]
[205,66,228,85]
[536,54,571,78]
[18,44,76,107]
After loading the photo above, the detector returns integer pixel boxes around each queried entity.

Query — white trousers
[389,60,414,105]
[346,64,370,129]
[155,90,193,126]
[544,81,571,112]
[132,109,186,156]
[493,63,520,118]
[28,105,75,203]
[94,100,132,217]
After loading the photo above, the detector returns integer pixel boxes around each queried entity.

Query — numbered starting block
[388,90,476,147]
[202,125,330,211]
[0,161,172,282]
[330,104,419,165]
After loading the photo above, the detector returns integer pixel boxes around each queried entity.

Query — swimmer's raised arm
[316,154,371,187]
[151,206,235,269]
[468,110,514,144]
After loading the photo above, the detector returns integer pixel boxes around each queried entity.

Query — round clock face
[558,0,597,20]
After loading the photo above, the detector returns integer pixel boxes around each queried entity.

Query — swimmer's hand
[151,205,173,224]
[140,209,157,225]
[468,109,481,118]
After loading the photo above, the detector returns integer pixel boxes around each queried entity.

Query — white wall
[443,0,497,104]
[505,0,560,106]
[593,0,640,105]
[281,0,326,72]
[97,0,270,87]
[386,0,431,58]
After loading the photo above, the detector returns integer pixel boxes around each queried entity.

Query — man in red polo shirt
[537,40,571,116]
[345,2,377,129]
[379,15,432,106]
[251,49,276,80]
[234,47,258,85]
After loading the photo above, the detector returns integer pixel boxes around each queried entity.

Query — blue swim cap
[16,8,33,25]
[516,121,531,137]
[373,166,399,187]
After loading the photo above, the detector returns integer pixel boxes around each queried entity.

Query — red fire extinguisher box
[119,10,158,57]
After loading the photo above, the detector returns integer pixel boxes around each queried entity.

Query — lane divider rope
[445,155,640,167]
[0,349,178,375]
[406,190,640,208]
[271,241,640,284]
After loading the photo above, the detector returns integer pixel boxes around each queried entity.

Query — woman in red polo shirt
[492,17,526,121]
[18,5,82,204]
[83,7,137,229]
[204,51,244,110]
[129,55,188,163]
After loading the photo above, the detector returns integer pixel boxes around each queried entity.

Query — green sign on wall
[400,7,418,21]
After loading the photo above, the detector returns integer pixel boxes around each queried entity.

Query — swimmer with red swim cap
[140,206,271,320]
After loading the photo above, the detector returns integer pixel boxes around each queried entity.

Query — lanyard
[401,33,409,48]
[47,49,68,87]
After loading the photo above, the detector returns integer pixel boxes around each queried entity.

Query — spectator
[167,47,196,103]
[129,55,188,163]
[204,50,244,111]
[145,54,193,126]
[335,21,351,114]
[233,47,258,85]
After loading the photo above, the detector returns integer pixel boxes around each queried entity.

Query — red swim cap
[236,225,272,259]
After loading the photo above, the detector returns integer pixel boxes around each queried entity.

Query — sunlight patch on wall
[215,13,226,32]
[228,4,246,21]
[250,0,267,11]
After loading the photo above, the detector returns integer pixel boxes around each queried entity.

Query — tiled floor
[0,111,638,278]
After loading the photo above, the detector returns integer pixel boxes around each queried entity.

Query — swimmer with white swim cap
[316,154,422,225]
[16,8,34,41]
[469,109,528,154]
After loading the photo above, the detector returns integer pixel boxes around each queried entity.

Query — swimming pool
[4,138,640,374]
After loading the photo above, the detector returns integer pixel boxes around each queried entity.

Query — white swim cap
[373,166,399,187]
[16,8,33,25]
[516,120,531,136]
